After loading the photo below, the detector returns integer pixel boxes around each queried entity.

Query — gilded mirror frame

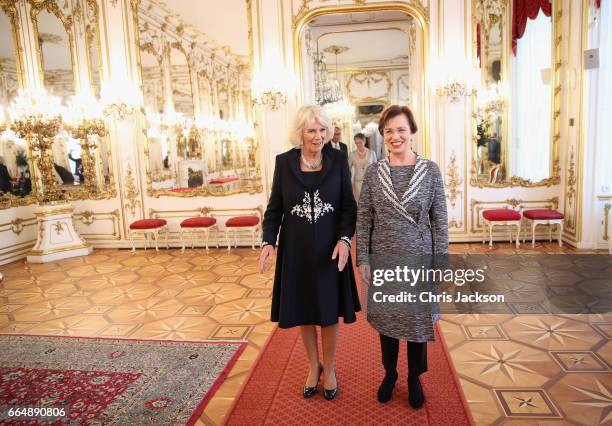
[0,0,37,209]
[293,2,431,159]
[29,0,116,201]
[134,4,263,198]
[470,0,561,188]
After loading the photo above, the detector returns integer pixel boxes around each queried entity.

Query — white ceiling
[317,29,409,68]
[155,0,249,57]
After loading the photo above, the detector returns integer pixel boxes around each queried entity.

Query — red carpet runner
[227,313,472,425]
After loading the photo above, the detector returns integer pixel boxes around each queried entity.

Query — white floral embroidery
[312,190,334,222]
[291,190,334,223]
[291,192,313,223]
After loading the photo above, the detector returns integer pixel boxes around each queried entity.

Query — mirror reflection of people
[325,126,348,153]
[54,163,74,184]
[348,133,376,202]
[16,166,31,196]
[69,150,84,183]
[487,136,501,165]
[0,156,12,194]
[259,105,360,401]
[356,105,449,409]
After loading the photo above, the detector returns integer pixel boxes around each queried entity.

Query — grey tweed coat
[356,156,449,342]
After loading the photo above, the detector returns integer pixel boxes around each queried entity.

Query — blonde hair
[289,105,332,147]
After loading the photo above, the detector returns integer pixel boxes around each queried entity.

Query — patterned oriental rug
[226,313,473,425]
[0,335,245,425]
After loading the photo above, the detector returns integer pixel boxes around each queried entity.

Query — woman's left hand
[332,241,350,271]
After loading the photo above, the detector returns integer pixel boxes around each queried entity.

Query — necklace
[301,152,322,170]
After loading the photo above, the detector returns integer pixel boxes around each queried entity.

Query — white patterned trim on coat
[377,157,428,224]
[291,190,334,224]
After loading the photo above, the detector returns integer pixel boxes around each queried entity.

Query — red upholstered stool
[179,217,217,252]
[522,209,564,247]
[482,209,522,248]
[129,219,169,252]
[224,215,261,251]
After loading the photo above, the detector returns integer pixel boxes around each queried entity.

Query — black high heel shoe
[377,371,398,403]
[303,364,323,398]
[323,371,338,400]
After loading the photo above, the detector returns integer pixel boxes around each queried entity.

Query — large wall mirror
[295,4,430,159]
[31,1,114,200]
[136,4,261,197]
[471,0,561,187]
[0,3,36,208]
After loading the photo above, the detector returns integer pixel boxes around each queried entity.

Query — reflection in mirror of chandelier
[471,0,561,188]
[297,6,428,157]
[137,0,261,197]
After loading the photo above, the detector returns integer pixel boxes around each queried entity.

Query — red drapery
[512,0,552,55]
[595,0,601,9]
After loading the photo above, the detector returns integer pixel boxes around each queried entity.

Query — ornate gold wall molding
[0,216,37,235]
[444,151,462,207]
[470,197,559,233]
[346,70,392,104]
[124,163,140,216]
[73,209,121,240]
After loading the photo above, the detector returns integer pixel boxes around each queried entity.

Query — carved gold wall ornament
[445,151,463,207]
[124,164,140,216]
[566,146,576,208]
[73,209,121,239]
[11,114,65,203]
[76,210,95,225]
[52,221,64,235]
[448,218,463,229]
[346,70,392,104]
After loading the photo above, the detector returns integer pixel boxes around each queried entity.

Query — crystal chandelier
[313,52,341,106]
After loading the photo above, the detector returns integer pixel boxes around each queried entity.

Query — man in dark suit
[0,156,12,194]
[325,126,348,153]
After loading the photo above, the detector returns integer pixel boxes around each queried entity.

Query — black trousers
[379,333,428,377]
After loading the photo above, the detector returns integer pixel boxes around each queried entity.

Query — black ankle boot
[408,374,424,408]
[377,371,398,403]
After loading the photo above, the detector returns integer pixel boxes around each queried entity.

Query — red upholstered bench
[129,219,169,252]
[522,209,564,247]
[481,209,522,248]
[179,217,218,252]
[224,215,261,251]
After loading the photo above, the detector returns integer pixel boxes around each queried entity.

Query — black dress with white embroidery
[262,144,361,328]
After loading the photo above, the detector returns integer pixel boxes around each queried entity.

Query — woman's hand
[359,264,371,285]
[259,245,274,273]
[331,241,350,271]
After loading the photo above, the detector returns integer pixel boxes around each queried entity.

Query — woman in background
[348,133,376,202]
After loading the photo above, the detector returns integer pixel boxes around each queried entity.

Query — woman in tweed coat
[356,105,448,409]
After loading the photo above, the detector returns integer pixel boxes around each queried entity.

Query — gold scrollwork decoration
[73,209,120,239]
[448,218,463,229]
[52,220,64,235]
[124,163,140,216]
[76,210,95,225]
[346,71,392,104]
[469,160,561,188]
[445,151,463,207]
[566,146,576,208]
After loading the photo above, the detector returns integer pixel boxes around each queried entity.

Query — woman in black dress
[259,105,360,400]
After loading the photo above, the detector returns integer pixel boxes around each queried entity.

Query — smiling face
[302,119,327,156]
[383,114,412,156]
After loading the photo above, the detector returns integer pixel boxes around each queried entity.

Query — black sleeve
[337,153,357,241]
[262,155,284,246]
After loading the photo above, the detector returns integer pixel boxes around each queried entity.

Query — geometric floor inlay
[1,242,610,425]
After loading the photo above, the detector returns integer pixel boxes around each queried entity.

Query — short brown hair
[378,105,418,135]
